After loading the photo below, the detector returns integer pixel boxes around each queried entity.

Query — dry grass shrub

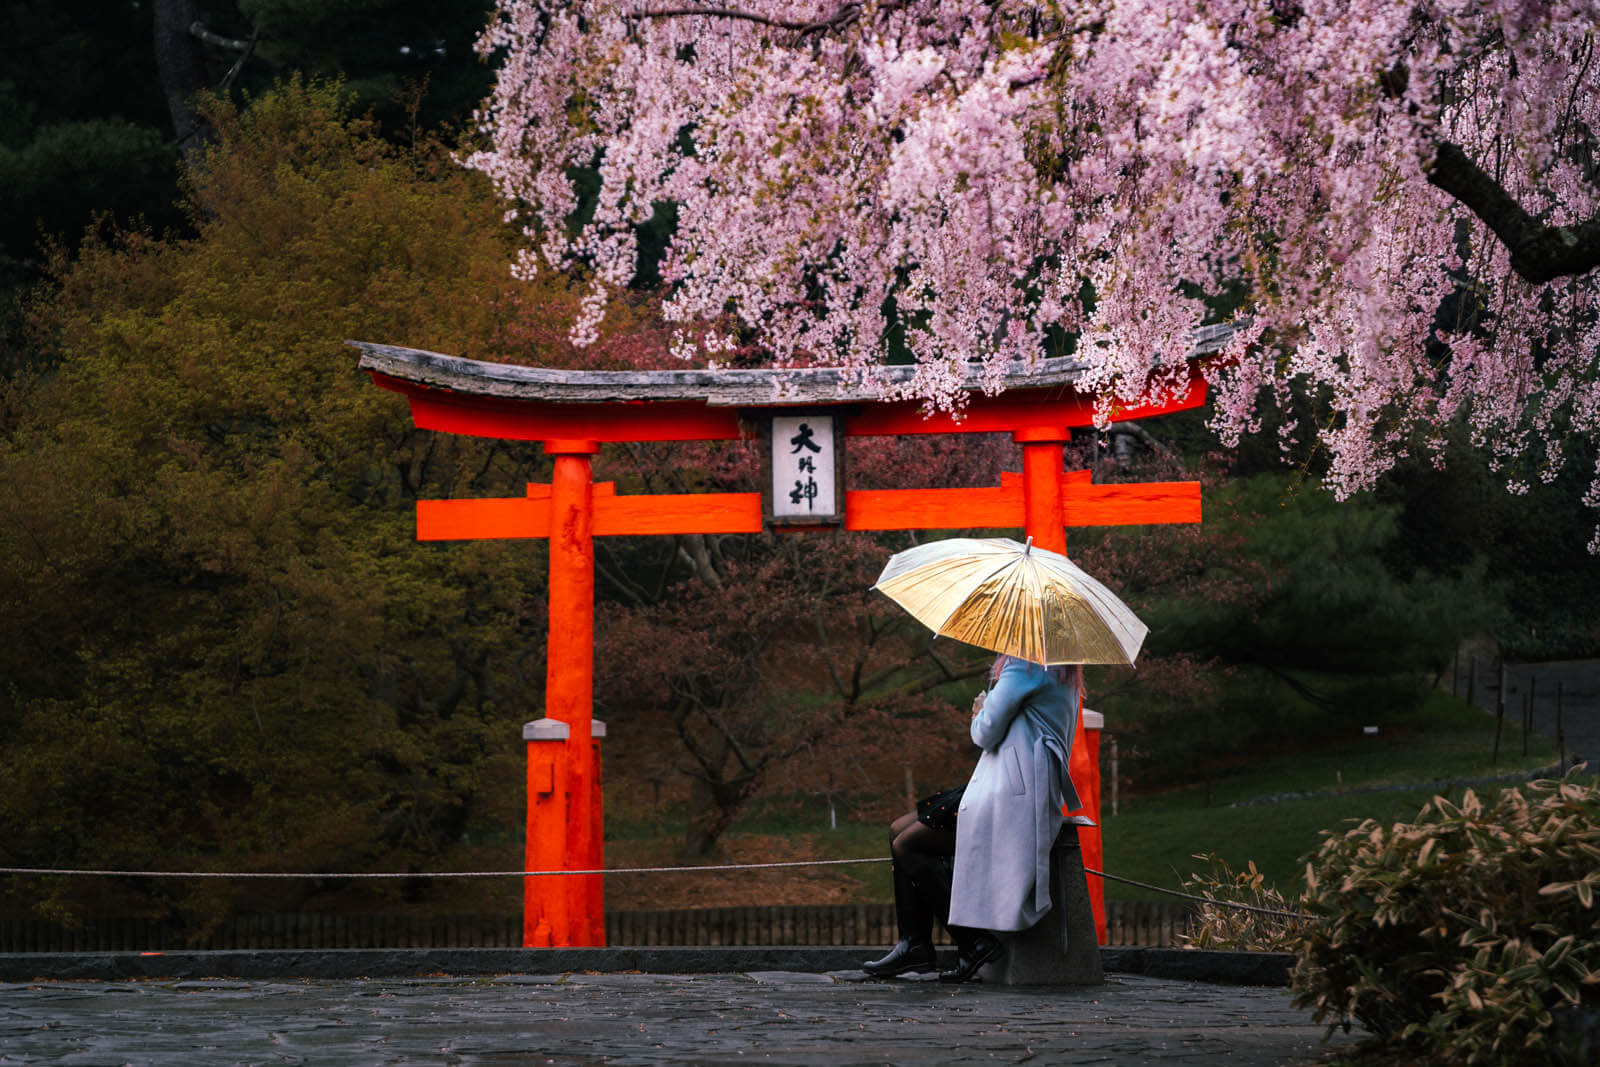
[1179,852,1312,952]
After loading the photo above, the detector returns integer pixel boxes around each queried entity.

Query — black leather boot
[940,928,1003,983]
[915,854,955,933]
[862,860,937,977]
[862,937,937,976]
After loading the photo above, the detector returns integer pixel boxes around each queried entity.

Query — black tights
[889,810,955,943]
[889,810,955,864]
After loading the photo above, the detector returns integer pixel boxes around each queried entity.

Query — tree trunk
[1427,141,1600,285]
[683,772,721,858]
[681,736,765,857]
[152,0,212,159]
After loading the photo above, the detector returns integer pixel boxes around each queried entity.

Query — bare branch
[630,3,859,34]
[697,702,762,772]
[217,25,261,92]
[631,5,814,30]
[907,661,988,695]
[811,610,852,699]
[189,20,254,52]
[627,0,902,42]
[594,543,650,607]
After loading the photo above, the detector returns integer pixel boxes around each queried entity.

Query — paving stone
[0,971,1356,1065]
[743,971,837,985]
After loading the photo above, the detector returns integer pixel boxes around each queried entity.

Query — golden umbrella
[872,536,1147,666]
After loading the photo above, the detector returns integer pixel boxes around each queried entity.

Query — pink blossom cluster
[466,0,1600,543]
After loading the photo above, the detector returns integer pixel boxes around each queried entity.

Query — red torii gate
[355,338,1220,948]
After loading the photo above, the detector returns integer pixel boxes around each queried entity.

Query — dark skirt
[916,785,965,833]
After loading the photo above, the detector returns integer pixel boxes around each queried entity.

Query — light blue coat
[948,659,1079,932]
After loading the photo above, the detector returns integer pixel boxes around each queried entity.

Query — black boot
[915,854,955,933]
[862,860,937,977]
[940,928,1003,984]
[862,937,937,976]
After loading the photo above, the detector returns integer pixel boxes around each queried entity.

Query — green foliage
[1380,432,1600,661]
[1083,471,1497,784]
[1292,776,1600,1066]
[0,79,570,926]
[0,1,498,366]
[0,3,173,133]
[1148,473,1491,677]
[0,118,181,273]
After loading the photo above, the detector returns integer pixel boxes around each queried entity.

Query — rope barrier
[1084,868,1312,922]
[0,859,1312,920]
[0,857,889,880]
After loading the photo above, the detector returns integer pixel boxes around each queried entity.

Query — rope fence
[0,859,1309,920]
[1087,869,1309,921]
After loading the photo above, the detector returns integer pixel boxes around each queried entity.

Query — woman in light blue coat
[948,657,1080,943]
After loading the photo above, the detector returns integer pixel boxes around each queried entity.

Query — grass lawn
[1101,690,1566,901]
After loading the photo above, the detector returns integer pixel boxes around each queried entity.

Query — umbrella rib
[924,554,1023,637]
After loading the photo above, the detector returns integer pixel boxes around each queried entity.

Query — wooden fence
[0,900,1194,953]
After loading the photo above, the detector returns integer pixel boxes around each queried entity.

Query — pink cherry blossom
[466,0,1600,544]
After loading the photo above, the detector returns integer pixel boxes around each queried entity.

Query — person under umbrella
[862,654,1082,982]
[860,538,1145,983]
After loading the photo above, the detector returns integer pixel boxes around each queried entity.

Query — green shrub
[1291,776,1600,1065]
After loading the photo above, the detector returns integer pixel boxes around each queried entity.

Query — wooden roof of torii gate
[350,325,1232,444]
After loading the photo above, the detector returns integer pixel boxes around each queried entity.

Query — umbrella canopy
[872,537,1148,666]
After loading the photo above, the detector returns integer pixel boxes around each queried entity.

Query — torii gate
[355,336,1222,948]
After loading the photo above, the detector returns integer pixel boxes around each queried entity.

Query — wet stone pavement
[1,970,1354,1065]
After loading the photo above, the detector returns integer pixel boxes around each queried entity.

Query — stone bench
[978,821,1104,985]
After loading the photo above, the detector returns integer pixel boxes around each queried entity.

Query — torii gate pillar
[1016,426,1107,933]
[1018,428,1068,553]
[541,440,604,945]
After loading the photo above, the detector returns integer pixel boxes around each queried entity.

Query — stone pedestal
[979,823,1104,986]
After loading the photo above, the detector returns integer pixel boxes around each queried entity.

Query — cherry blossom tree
[465,1,1600,543]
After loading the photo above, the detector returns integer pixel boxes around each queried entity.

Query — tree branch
[1006,24,1104,90]
[629,3,861,35]
[594,542,650,607]
[189,20,255,52]
[677,533,724,590]
[1427,140,1600,284]
[1106,420,1178,460]
[810,610,852,700]
[631,5,813,30]
[217,25,261,92]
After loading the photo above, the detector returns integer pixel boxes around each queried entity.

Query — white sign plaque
[770,415,837,519]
